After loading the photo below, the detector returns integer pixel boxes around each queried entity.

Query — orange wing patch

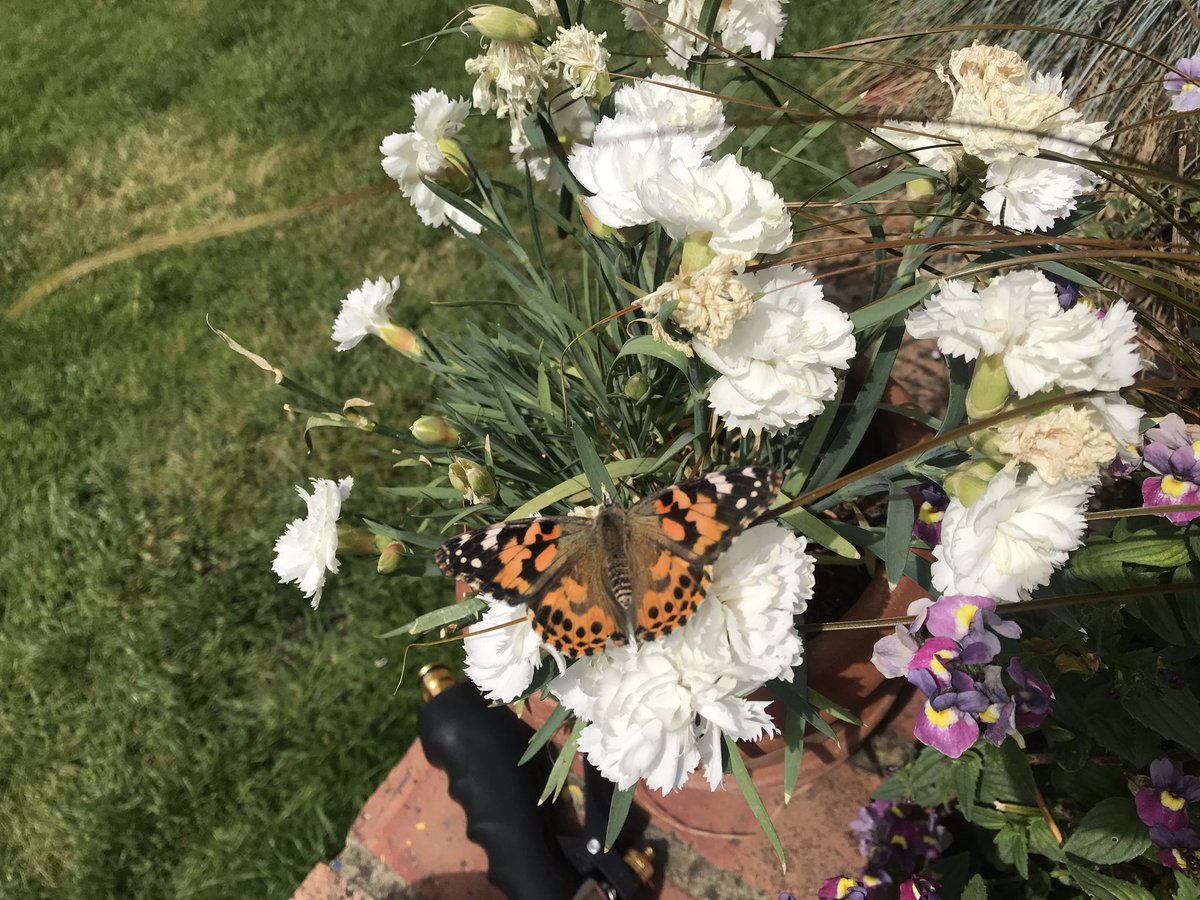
[531,574,624,657]
[634,551,711,642]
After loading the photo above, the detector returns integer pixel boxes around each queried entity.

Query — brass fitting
[418,663,457,703]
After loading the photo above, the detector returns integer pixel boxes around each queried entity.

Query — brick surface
[292,863,371,900]
[348,741,504,900]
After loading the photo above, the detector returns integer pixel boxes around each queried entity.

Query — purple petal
[873,627,920,678]
[1138,788,1189,831]
[915,701,979,758]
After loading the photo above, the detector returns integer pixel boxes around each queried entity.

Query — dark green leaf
[1066,862,1155,900]
[962,874,988,900]
[616,335,692,376]
[1120,683,1200,755]
[978,742,1037,807]
[725,733,786,870]
[874,745,954,807]
[1029,819,1066,862]
[603,783,636,852]
[884,485,914,588]
[1174,871,1200,900]
[996,822,1030,879]
[783,705,805,804]
[951,751,982,820]
[1062,797,1153,865]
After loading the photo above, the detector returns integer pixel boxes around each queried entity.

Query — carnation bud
[623,373,650,400]
[681,231,716,275]
[965,353,1012,420]
[376,541,407,575]
[943,458,1003,507]
[376,323,423,358]
[467,5,539,41]
[411,415,461,446]
[449,457,498,504]
[435,137,473,180]
[337,523,380,556]
[905,177,936,215]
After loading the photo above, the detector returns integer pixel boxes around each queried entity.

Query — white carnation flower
[662,0,706,68]
[331,276,400,351]
[695,266,855,434]
[717,0,787,60]
[464,596,564,702]
[526,0,559,14]
[465,40,547,142]
[621,0,663,32]
[544,25,610,99]
[568,115,706,228]
[906,270,1141,396]
[272,476,353,608]
[932,468,1093,602]
[636,155,793,259]
[380,89,483,234]
[614,74,731,152]
[548,522,811,793]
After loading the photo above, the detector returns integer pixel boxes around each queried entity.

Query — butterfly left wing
[626,466,784,642]
[435,515,628,657]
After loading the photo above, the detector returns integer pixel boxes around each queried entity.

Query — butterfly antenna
[393,615,528,695]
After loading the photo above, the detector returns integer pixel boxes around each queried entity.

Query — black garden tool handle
[417,671,580,900]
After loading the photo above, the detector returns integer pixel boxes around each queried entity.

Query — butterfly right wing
[434,516,627,658]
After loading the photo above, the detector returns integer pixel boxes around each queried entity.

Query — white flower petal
[271,476,353,608]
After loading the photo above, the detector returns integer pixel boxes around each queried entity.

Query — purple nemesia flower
[1164,56,1200,113]
[1150,826,1200,872]
[779,893,797,900]
[900,876,943,900]
[907,636,961,690]
[849,801,950,882]
[1137,758,1200,831]
[1140,414,1200,524]
[872,625,922,679]
[1046,272,1081,311]
[923,595,1021,665]
[1008,658,1054,729]
[819,877,870,900]
[915,671,989,757]
[912,485,949,545]
[977,665,1018,745]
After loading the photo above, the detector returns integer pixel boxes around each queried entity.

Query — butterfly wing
[434,516,628,658]
[626,466,784,642]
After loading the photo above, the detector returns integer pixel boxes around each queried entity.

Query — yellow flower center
[925,701,956,728]
[1162,474,1190,499]
[1162,790,1187,812]
[919,502,943,525]
[955,603,980,632]
[834,877,859,898]
[890,833,910,850]
[979,704,1000,724]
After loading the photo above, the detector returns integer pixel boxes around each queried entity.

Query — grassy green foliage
[1,0,870,896]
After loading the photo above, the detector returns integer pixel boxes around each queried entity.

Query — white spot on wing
[479,526,503,550]
[736,497,747,509]
[470,558,482,568]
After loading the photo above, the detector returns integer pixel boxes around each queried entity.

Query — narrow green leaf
[766,95,862,180]
[378,596,487,639]
[884,486,914,588]
[616,335,692,376]
[784,378,845,495]
[1067,862,1155,900]
[604,784,636,852]
[783,706,805,804]
[536,364,554,416]
[508,457,673,519]
[725,733,786,871]
[518,702,572,766]
[777,505,861,559]
[766,678,838,742]
[572,424,618,503]
[849,282,936,333]
[539,718,585,806]
[840,166,947,205]
[1062,797,1152,865]
[804,688,862,726]
[375,485,465,501]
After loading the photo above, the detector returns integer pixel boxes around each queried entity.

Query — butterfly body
[435,466,783,658]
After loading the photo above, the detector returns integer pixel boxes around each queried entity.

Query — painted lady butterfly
[435,466,783,658]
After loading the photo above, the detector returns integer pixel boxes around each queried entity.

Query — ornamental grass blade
[725,733,786,871]
[884,485,914,589]
[518,702,572,766]
[604,784,636,852]
[777,505,860,559]
[805,688,863,727]
[783,707,805,804]
[616,335,692,376]
[539,718,585,806]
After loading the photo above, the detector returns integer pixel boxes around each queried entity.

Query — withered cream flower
[544,24,610,99]
[639,254,754,350]
[466,40,547,141]
[992,402,1126,484]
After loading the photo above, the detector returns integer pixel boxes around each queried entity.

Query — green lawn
[1,1,869,897]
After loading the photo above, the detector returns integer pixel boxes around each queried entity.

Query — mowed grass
[1,1,870,897]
